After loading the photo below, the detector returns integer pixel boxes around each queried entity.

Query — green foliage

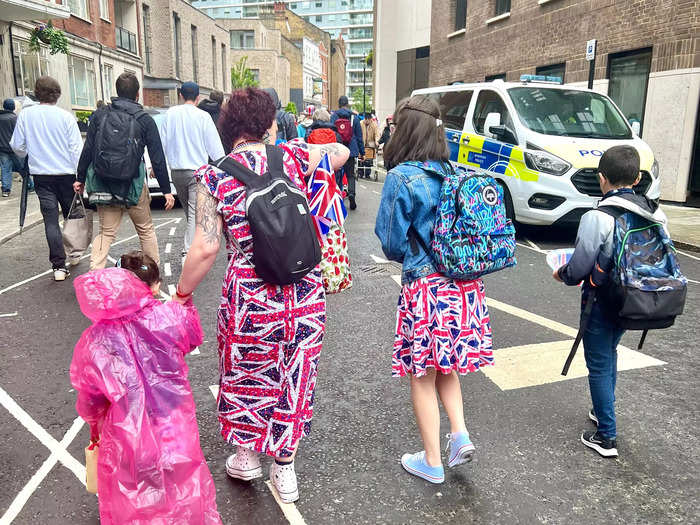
[230,56,259,89]
[75,111,92,124]
[28,22,69,55]
[284,102,298,115]
[365,50,373,67]
[350,87,372,114]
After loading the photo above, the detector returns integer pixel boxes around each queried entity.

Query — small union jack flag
[307,154,347,240]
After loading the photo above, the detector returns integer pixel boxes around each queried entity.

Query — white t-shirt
[10,104,82,175]
[159,103,225,171]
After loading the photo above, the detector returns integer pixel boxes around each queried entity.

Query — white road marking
[175,218,182,224]
[360,184,367,189]
[0,218,179,296]
[370,254,389,264]
[486,297,578,338]
[207,385,306,524]
[0,386,85,481]
[168,284,176,297]
[523,238,547,253]
[687,278,700,285]
[481,340,665,391]
[164,263,172,277]
[0,417,86,525]
[515,241,546,254]
[390,275,402,286]
[168,227,176,236]
[0,312,18,318]
[165,243,172,254]
[190,347,201,355]
[372,190,381,195]
[677,250,700,262]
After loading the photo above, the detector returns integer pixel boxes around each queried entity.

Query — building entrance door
[689,105,700,194]
[608,48,652,136]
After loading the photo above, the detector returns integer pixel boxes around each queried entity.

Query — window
[173,13,182,78]
[230,30,254,49]
[221,43,226,90]
[251,69,260,83]
[191,25,198,82]
[12,41,50,96]
[429,90,473,131]
[536,63,565,82]
[473,90,515,140]
[68,0,89,20]
[142,5,152,73]
[212,37,217,87]
[102,63,114,99]
[495,0,510,15]
[315,15,323,22]
[68,55,97,107]
[99,0,109,20]
[454,0,467,31]
[485,73,506,81]
[608,48,652,136]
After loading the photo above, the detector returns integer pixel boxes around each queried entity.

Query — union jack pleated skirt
[393,273,493,377]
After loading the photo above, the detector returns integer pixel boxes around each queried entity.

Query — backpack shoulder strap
[215,155,262,188]
[265,144,285,176]
[596,204,627,220]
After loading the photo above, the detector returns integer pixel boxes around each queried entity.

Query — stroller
[358,147,377,181]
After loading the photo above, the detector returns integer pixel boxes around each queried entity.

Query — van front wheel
[497,181,515,223]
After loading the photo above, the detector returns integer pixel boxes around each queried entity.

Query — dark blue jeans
[34,174,75,269]
[582,300,625,439]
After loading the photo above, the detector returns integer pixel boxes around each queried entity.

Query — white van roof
[413,79,597,96]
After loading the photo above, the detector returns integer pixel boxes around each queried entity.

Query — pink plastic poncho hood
[71,268,221,525]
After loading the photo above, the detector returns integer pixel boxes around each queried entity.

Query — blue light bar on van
[520,74,563,84]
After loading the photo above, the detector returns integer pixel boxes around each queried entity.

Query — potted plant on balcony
[29,22,69,55]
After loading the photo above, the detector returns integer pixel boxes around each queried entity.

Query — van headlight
[651,158,659,178]
[524,150,571,176]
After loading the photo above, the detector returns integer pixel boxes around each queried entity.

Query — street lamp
[362,53,367,116]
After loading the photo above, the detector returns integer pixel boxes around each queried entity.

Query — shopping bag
[62,193,93,259]
[320,223,353,294]
[85,441,99,494]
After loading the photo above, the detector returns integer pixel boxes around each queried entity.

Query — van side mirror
[489,125,518,145]
[484,112,501,136]
[631,121,641,135]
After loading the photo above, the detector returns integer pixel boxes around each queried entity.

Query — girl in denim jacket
[375,96,494,484]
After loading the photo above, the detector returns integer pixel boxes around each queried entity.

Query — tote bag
[62,193,93,259]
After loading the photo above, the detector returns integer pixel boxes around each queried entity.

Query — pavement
[0,173,42,245]
[0,178,698,524]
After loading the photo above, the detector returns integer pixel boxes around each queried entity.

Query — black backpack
[215,145,321,285]
[94,105,145,185]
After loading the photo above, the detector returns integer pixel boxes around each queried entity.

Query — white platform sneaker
[226,446,262,481]
[270,461,299,503]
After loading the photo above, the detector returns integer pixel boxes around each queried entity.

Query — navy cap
[179,81,199,100]
[338,95,349,107]
[3,99,15,111]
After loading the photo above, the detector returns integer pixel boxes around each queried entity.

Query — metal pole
[363,56,366,116]
[588,56,595,90]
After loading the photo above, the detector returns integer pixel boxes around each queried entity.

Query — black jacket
[263,88,298,142]
[197,99,221,125]
[77,97,170,195]
[379,125,391,146]
[0,109,17,155]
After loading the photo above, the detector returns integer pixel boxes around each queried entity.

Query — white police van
[413,77,660,225]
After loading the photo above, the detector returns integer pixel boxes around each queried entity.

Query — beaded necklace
[231,140,264,154]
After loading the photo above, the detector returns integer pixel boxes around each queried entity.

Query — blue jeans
[582,300,625,439]
[0,152,12,192]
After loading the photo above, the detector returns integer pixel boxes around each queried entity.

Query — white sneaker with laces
[270,461,299,503]
[226,446,262,481]
[53,268,70,281]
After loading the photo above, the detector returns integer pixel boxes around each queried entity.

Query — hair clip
[436,119,443,127]
[141,265,148,271]
[115,258,122,268]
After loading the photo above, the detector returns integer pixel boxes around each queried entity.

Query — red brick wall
[430,0,700,85]
[54,0,117,49]
[143,88,167,107]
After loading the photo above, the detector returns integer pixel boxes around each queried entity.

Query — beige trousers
[90,184,160,269]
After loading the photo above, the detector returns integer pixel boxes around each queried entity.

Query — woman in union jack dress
[173,88,349,503]
[375,95,494,485]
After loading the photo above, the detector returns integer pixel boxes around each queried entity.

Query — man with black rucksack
[331,96,364,210]
[554,145,686,458]
[76,72,174,270]
[263,88,298,143]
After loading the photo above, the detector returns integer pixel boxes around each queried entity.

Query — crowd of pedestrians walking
[1,71,680,523]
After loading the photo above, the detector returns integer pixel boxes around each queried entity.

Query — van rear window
[508,87,631,140]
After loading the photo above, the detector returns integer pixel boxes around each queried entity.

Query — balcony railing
[116,26,137,55]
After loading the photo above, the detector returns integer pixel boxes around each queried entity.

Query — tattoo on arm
[310,142,344,160]
[195,183,222,245]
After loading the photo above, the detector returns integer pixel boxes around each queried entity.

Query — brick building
[429,0,700,203]
[6,0,144,114]
[216,18,290,102]
[140,0,230,107]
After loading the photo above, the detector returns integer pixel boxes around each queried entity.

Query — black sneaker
[588,409,599,426]
[349,196,357,210]
[581,430,618,457]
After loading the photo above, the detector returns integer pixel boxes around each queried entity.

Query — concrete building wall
[329,38,346,109]
[0,22,14,102]
[373,0,431,122]
[429,0,700,203]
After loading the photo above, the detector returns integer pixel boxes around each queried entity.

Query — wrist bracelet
[175,284,193,299]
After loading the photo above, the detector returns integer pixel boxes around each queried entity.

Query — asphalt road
[0,181,699,525]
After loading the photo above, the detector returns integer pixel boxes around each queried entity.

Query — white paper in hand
[546,248,574,271]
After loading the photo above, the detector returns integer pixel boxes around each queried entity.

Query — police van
[413,77,660,225]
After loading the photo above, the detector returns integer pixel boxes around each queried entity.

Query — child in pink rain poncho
[70,251,222,525]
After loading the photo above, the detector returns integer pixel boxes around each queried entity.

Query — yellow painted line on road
[480,340,665,391]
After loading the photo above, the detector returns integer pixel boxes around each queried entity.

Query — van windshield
[508,87,632,139]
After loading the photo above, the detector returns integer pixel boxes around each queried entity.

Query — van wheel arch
[496,180,515,222]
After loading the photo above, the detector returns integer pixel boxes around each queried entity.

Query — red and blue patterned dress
[196,142,326,458]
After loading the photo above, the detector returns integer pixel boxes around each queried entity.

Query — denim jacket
[375,160,448,284]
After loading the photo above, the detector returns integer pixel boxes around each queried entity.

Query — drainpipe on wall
[8,23,20,96]
[98,42,105,102]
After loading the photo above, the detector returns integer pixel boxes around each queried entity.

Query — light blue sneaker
[445,431,475,468]
[400,451,445,484]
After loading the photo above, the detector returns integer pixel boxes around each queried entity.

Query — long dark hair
[383,95,449,170]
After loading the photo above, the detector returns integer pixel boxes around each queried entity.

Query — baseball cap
[3,99,15,111]
[179,81,199,100]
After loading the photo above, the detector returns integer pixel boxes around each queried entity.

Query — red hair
[218,88,276,151]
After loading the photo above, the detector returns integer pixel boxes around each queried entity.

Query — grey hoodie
[559,190,668,287]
